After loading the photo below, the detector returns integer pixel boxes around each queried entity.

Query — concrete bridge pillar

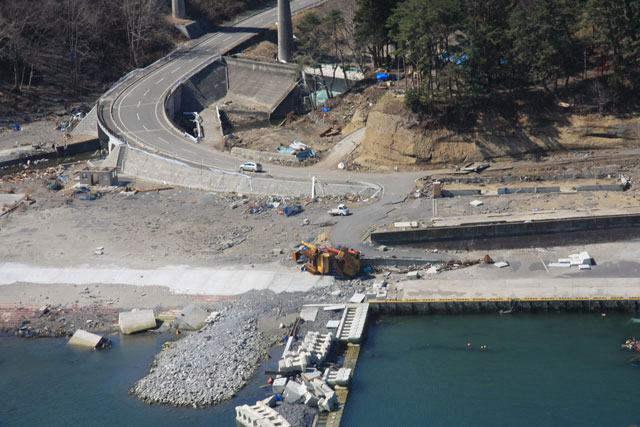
[172,0,186,19]
[277,0,294,63]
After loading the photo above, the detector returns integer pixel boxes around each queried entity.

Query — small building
[78,167,118,186]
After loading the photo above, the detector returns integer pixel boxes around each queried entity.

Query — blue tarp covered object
[295,149,315,159]
[276,146,297,155]
[376,73,390,82]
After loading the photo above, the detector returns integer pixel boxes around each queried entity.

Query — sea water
[0,333,282,426]
[341,313,640,427]
[2,314,639,427]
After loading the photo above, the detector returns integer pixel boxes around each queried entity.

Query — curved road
[101,0,426,252]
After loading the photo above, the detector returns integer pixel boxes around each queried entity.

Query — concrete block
[176,304,208,330]
[494,261,509,268]
[272,377,288,394]
[579,264,591,270]
[394,221,419,228]
[579,251,593,265]
[470,200,483,207]
[326,320,340,329]
[406,271,420,280]
[300,306,318,322]
[118,309,156,334]
[304,392,319,407]
[549,262,571,268]
[302,369,322,383]
[323,305,345,311]
[283,381,306,403]
[349,293,365,303]
[330,368,352,387]
[68,329,105,349]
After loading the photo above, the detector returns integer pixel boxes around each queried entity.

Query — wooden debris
[132,186,174,193]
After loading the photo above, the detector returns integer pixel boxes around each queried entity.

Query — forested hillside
[353,0,640,115]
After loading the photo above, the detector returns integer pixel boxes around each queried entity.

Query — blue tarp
[376,73,390,82]
[283,205,303,217]
[321,107,331,112]
[276,147,297,154]
[295,149,315,159]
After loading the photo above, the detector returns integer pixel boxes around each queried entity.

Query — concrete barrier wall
[369,299,640,315]
[371,214,640,246]
[231,147,300,165]
[122,146,376,197]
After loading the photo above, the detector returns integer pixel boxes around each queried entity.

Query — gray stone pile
[131,309,267,407]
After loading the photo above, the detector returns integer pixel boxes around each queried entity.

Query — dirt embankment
[350,93,640,171]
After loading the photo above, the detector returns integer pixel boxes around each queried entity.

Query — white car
[328,204,350,216]
[239,162,262,172]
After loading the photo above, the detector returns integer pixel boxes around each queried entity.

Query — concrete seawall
[121,145,377,197]
[371,213,640,248]
[369,299,640,314]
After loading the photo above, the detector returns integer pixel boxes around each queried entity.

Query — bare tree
[117,0,164,68]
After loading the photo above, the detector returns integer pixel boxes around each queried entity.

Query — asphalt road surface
[100,0,425,250]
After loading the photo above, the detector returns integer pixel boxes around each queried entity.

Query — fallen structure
[118,309,156,334]
[68,329,111,349]
[293,242,361,278]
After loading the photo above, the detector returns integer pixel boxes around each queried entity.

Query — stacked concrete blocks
[235,400,291,427]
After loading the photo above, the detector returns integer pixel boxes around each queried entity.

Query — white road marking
[188,56,197,62]
[158,137,171,145]
[136,113,140,121]
[155,77,165,85]
[137,100,140,108]
[143,125,149,131]
[143,89,150,96]
[223,36,232,42]
[171,66,182,74]
[183,148,197,155]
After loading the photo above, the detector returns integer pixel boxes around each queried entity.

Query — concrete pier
[277,0,294,63]
[172,0,186,19]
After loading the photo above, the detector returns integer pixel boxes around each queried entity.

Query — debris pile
[0,165,66,184]
[548,251,594,270]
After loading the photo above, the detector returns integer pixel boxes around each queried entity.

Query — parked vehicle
[239,162,262,172]
[328,204,350,216]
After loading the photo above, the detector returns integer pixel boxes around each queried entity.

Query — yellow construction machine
[292,241,361,278]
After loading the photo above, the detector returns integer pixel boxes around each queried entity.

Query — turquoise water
[3,315,639,427]
[0,333,282,426]
[342,314,640,427]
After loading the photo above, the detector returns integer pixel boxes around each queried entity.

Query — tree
[325,9,351,93]
[117,0,166,69]
[297,12,331,104]
[354,0,400,68]
[509,0,581,95]
[584,0,640,93]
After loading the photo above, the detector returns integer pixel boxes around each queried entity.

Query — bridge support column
[172,0,186,19]
[277,0,294,63]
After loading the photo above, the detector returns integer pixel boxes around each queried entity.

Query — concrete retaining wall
[121,146,376,197]
[225,57,299,114]
[369,299,640,314]
[178,61,228,113]
[231,147,301,165]
[371,213,640,246]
